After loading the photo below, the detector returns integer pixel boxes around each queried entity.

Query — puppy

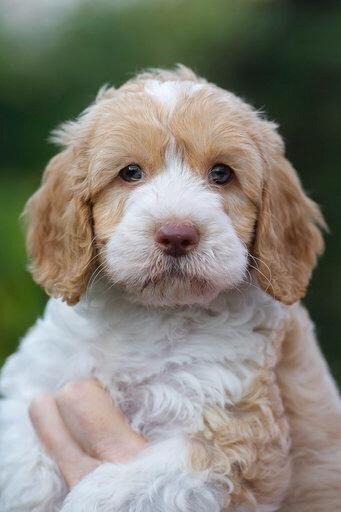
[0,66,327,511]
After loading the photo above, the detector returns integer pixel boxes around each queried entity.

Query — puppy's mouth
[140,255,198,286]
[140,266,207,290]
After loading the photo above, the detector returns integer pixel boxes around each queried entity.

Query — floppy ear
[253,155,325,305]
[24,150,96,305]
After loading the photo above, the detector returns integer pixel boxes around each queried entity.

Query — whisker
[85,261,109,301]
[248,263,274,296]
[249,254,273,284]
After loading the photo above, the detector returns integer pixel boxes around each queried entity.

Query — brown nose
[155,223,200,257]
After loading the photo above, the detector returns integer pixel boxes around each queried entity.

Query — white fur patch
[145,79,203,115]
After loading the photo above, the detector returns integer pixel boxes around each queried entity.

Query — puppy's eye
[209,164,234,185]
[119,164,144,182]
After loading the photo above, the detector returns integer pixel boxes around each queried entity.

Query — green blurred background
[0,0,340,383]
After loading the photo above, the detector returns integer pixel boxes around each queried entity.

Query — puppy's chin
[124,274,222,307]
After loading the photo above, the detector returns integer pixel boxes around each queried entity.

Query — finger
[29,394,100,488]
[55,379,147,463]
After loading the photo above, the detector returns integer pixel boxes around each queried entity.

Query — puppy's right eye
[119,164,144,182]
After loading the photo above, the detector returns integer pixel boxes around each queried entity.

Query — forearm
[61,438,225,512]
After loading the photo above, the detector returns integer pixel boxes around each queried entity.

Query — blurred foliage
[0,0,340,382]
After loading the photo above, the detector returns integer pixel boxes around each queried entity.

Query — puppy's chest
[90,296,284,438]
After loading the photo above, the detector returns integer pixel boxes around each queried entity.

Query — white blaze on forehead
[145,79,204,116]
[164,136,182,169]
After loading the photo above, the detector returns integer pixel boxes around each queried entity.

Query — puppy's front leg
[61,437,226,512]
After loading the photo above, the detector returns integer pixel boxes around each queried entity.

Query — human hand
[29,379,148,488]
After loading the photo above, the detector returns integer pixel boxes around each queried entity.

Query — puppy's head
[24,66,325,307]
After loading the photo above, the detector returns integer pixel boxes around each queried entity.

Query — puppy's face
[25,67,325,307]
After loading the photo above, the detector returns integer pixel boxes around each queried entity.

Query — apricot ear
[253,155,325,305]
[24,150,96,304]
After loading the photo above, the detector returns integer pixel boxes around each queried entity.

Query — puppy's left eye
[119,164,144,182]
[209,164,234,185]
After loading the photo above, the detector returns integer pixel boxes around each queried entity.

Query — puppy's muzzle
[155,223,200,258]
